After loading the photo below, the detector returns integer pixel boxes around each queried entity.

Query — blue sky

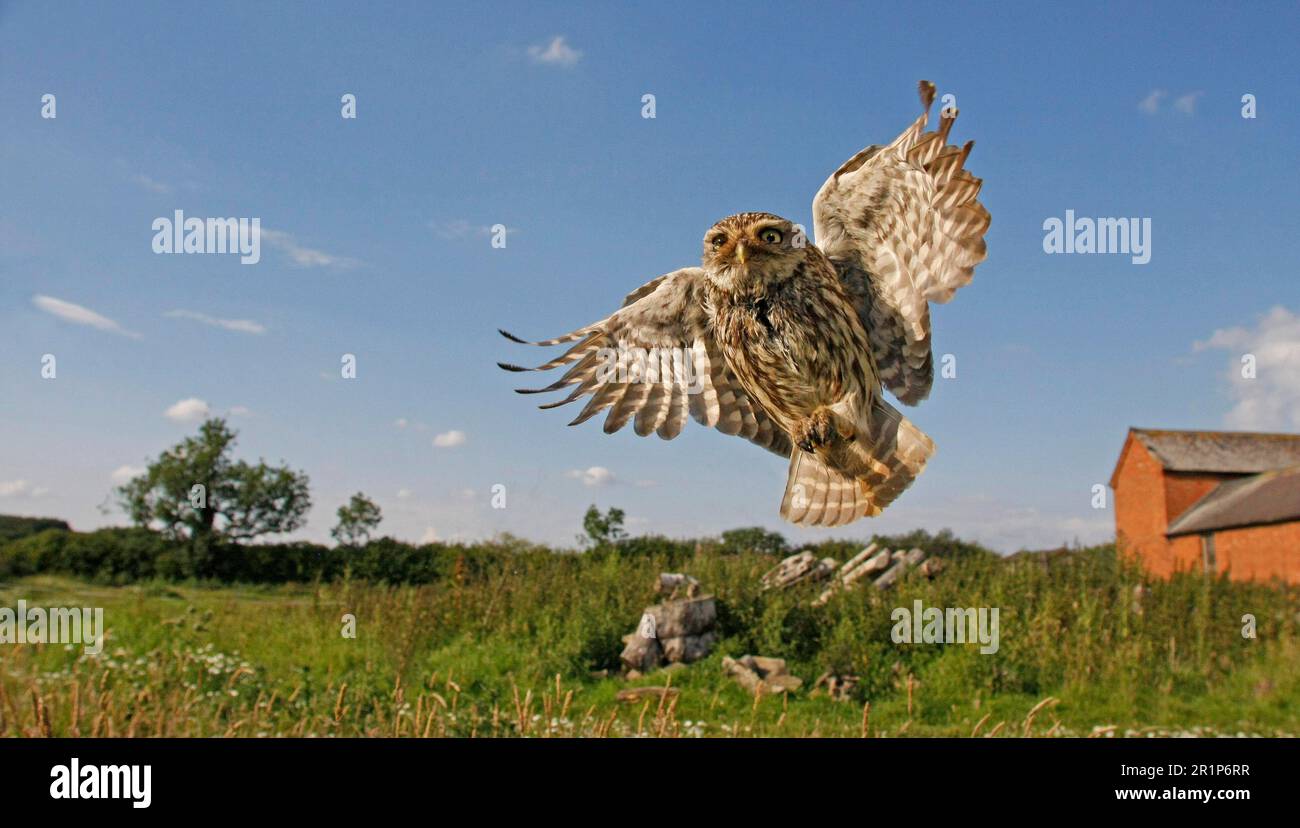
[2,1,1297,551]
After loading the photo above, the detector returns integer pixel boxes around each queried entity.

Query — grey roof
[1167,465,1300,536]
[1132,428,1300,474]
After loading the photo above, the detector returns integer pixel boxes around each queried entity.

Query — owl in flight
[500,81,990,526]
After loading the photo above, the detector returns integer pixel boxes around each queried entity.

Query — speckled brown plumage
[499,81,989,526]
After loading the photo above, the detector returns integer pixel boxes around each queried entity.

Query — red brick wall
[1214,522,1300,584]
[1113,435,1174,575]
[1163,472,1235,524]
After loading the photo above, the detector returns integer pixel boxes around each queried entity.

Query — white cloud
[132,174,172,194]
[260,229,360,269]
[397,488,413,500]
[0,480,50,498]
[110,465,145,485]
[394,418,409,429]
[528,35,581,67]
[32,295,141,339]
[433,430,467,448]
[1173,91,1203,115]
[164,309,266,335]
[419,526,439,544]
[567,466,615,487]
[228,406,251,416]
[164,397,211,423]
[1195,306,1300,430]
[1138,89,1165,114]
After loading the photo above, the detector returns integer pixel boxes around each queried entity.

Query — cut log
[839,543,879,575]
[723,654,802,695]
[749,655,788,676]
[660,631,717,664]
[620,632,663,673]
[616,686,679,703]
[873,548,927,590]
[647,596,716,639]
[761,552,839,590]
[655,572,701,599]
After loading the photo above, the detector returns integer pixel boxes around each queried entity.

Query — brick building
[1109,428,1300,584]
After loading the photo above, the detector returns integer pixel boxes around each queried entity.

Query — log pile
[620,578,717,676]
[722,655,803,695]
[760,551,839,590]
[763,545,934,605]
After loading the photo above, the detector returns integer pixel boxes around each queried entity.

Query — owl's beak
[734,242,747,265]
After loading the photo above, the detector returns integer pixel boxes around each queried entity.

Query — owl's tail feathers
[779,399,934,527]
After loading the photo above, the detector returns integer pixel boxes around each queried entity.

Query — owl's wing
[499,266,791,457]
[811,80,990,405]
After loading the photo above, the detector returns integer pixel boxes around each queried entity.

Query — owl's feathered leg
[792,406,855,455]
[780,399,934,527]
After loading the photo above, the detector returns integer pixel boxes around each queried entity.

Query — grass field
[2,543,1298,738]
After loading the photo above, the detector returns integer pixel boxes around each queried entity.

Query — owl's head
[701,212,803,291]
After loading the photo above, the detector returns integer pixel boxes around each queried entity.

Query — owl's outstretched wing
[499,266,791,457]
[811,80,990,406]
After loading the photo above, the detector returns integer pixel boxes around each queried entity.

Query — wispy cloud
[527,35,581,67]
[567,466,615,487]
[32,295,141,339]
[1139,89,1201,116]
[164,309,266,335]
[261,229,361,269]
[1173,91,1203,115]
[0,479,50,498]
[131,174,172,194]
[433,429,467,448]
[1137,89,1165,115]
[1195,305,1300,430]
[110,465,145,485]
[164,397,210,423]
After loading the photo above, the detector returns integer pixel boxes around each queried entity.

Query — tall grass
[1,543,1297,737]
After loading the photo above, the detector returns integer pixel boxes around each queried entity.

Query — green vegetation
[0,514,70,544]
[2,418,1294,737]
[1,529,1296,737]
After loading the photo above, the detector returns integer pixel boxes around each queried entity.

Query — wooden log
[723,655,802,695]
[647,596,716,639]
[873,548,927,590]
[655,572,700,598]
[620,632,663,673]
[749,656,788,676]
[839,543,879,575]
[661,631,717,664]
[616,686,679,703]
[761,552,817,589]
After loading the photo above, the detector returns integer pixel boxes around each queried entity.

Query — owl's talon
[794,408,849,454]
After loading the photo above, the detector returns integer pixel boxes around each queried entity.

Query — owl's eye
[759,228,783,245]
[710,235,727,249]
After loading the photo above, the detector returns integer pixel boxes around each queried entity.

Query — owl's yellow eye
[759,228,782,245]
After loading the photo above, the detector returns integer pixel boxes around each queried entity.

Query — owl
[500,81,990,526]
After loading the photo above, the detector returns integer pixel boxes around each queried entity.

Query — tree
[581,505,626,547]
[117,418,311,544]
[332,492,382,546]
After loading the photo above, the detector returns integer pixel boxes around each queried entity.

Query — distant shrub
[718,526,790,557]
[0,514,71,544]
